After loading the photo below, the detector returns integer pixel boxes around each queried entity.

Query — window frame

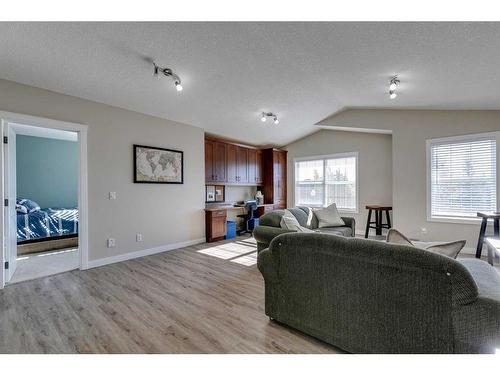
[293,152,359,214]
[426,131,500,225]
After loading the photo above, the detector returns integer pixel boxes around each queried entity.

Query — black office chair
[237,201,258,235]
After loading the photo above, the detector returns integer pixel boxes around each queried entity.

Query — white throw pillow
[280,209,315,233]
[386,228,466,259]
[314,203,345,228]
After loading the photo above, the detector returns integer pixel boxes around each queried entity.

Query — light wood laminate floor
[0,236,340,354]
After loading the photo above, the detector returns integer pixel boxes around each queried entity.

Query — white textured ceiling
[1,22,500,146]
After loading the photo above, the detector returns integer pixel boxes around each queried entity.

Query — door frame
[0,111,89,289]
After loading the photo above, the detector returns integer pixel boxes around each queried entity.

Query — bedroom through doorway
[6,122,79,284]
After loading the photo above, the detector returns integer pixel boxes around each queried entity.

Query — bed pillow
[16,204,28,214]
[314,203,345,228]
[386,228,466,259]
[16,198,41,213]
[280,209,315,233]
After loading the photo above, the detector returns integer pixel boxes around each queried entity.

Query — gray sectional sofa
[253,207,355,252]
[257,232,500,353]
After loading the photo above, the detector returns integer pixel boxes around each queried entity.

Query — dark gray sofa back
[259,232,479,353]
[258,207,311,228]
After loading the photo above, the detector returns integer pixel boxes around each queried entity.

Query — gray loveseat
[257,232,500,353]
[253,207,355,252]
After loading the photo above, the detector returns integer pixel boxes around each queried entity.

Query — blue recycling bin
[225,221,236,239]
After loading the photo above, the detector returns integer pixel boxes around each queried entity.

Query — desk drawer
[210,210,227,218]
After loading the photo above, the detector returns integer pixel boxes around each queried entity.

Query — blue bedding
[17,208,78,243]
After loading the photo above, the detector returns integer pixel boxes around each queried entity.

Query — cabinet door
[213,142,227,182]
[205,140,215,183]
[255,150,263,184]
[247,149,257,184]
[226,144,238,183]
[212,216,227,238]
[273,151,281,200]
[237,146,248,183]
[278,151,287,201]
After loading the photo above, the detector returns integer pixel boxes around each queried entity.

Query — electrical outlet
[420,227,427,234]
[107,238,116,248]
[136,233,143,242]
[109,191,117,200]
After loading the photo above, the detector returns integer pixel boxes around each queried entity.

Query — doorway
[0,112,88,288]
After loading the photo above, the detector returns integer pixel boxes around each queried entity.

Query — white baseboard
[87,237,206,269]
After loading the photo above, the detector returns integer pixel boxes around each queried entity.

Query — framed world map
[134,145,184,184]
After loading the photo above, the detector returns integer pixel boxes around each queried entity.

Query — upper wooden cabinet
[247,149,263,185]
[236,146,248,183]
[226,143,238,183]
[204,136,281,190]
[205,140,227,183]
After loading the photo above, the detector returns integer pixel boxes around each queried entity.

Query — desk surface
[205,204,273,212]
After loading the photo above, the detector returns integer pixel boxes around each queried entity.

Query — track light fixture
[389,75,399,99]
[261,112,279,125]
[153,62,183,92]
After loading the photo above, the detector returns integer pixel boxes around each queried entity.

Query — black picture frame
[133,144,184,184]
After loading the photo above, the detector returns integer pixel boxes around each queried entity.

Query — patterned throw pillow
[16,198,41,213]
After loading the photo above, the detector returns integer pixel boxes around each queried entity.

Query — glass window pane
[295,160,324,182]
[430,138,496,218]
[325,157,356,211]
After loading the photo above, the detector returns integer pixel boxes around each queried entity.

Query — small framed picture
[206,185,216,202]
[215,185,225,202]
[134,144,183,184]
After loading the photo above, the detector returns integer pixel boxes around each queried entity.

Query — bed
[16,198,79,255]
[17,207,79,242]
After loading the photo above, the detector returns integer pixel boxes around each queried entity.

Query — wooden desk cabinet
[205,209,227,242]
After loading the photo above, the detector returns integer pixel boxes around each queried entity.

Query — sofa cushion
[297,206,315,228]
[387,228,466,259]
[314,203,345,228]
[280,209,315,233]
[319,226,353,237]
[258,210,285,228]
[287,207,310,227]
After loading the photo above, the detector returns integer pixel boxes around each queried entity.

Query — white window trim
[426,131,500,225]
[293,152,359,214]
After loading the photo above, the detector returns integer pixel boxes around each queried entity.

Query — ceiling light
[261,112,280,124]
[153,62,183,93]
[388,75,400,99]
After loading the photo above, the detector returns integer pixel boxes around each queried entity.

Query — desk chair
[237,201,258,235]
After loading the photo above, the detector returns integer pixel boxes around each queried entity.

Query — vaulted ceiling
[1,22,500,146]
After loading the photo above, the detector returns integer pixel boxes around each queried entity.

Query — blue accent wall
[16,135,78,208]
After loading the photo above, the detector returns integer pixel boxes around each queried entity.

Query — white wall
[0,79,205,263]
[317,109,500,251]
[285,129,393,233]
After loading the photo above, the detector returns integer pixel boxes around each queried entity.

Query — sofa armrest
[341,217,356,237]
[253,226,296,248]
[257,248,279,283]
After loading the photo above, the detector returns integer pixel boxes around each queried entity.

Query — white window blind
[430,137,497,219]
[295,154,357,211]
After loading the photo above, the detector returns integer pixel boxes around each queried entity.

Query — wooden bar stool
[365,205,392,238]
[475,212,500,258]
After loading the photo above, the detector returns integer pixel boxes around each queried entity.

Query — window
[294,153,358,212]
[428,134,497,221]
